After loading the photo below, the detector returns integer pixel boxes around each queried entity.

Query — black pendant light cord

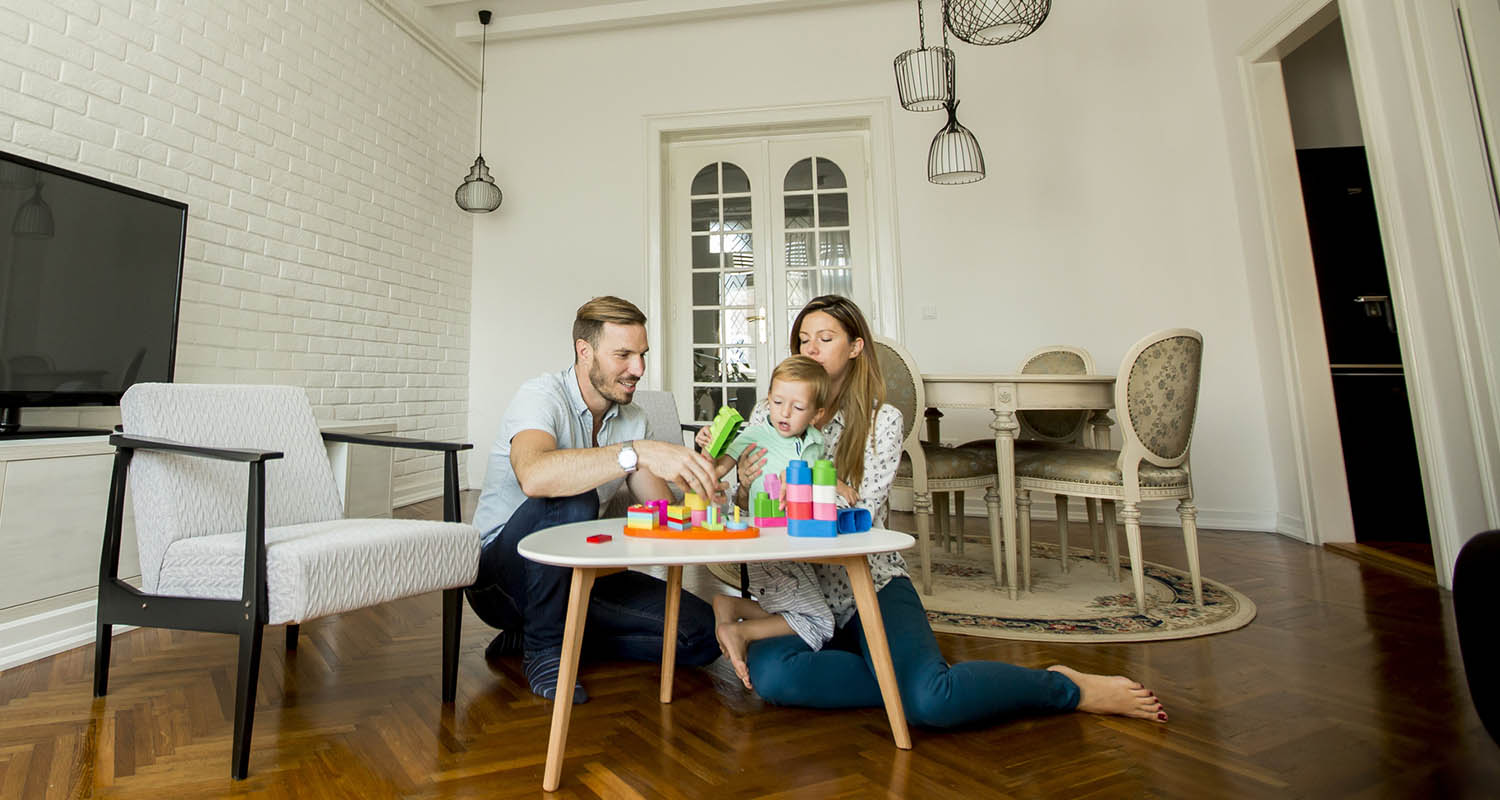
[476,9,490,159]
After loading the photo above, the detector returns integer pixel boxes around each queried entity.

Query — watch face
[620,443,638,471]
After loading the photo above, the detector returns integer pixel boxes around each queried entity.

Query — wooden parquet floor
[2,494,1496,799]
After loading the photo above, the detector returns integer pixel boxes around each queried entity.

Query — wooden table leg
[542,567,597,793]
[840,556,912,750]
[660,565,682,704]
[990,408,1019,600]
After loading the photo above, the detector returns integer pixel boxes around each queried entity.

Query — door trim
[1239,0,1500,586]
[643,99,905,393]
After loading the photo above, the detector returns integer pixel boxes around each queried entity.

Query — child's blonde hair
[770,355,831,411]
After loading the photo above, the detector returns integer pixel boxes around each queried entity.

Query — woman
[717,295,1166,728]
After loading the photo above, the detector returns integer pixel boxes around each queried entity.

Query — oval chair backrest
[1018,346,1095,443]
[1115,329,1204,467]
[872,338,924,447]
[120,383,346,593]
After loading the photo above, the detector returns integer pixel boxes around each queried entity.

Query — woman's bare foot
[1048,665,1166,723]
[715,622,753,689]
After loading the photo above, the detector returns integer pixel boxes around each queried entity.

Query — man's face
[582,322,648,405]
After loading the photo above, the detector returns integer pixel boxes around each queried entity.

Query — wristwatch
[617,440,639,474]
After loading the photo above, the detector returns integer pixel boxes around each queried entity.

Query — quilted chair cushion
[1020,349,1091,442]
[1013,448,1189,488]
[122,384,346,593]
[1125,335,1202,461]
[157,518,480,625]
[874,342,919,443]
[897,442,998,481]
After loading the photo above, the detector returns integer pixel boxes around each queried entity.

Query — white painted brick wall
[0,0,475,507]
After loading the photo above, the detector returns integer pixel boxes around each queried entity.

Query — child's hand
[694,425,713,452]
[835,479,858,506]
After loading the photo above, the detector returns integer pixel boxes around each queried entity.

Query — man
[466,296,725,703]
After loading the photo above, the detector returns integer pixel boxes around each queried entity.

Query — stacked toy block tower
[786,459,838,538]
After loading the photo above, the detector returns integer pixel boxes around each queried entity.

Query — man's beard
[589,360,635,405]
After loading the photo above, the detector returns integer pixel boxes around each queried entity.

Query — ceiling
[378,0,880,80]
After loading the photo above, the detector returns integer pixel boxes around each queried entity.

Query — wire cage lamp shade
[12,180,54,239]
[893,0,954,112]
[928,101,985,184]
[894,46,954,112]
[455,9,502,213]
[944,0,1051,46]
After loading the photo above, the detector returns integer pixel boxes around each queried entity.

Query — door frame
[643,99,905,396]
[1239,0,1500,586]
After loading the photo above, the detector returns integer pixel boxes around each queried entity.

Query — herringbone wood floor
[2,494,1496,799]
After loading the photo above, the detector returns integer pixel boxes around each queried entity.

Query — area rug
[705,541,1256,644]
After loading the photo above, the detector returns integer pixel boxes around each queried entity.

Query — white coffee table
[517,517,917,791]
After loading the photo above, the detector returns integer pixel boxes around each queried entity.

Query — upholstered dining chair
[959,346,1113,574]
[875,338,1001,594]
[93,384,481,779]
[1012,329,1204,612]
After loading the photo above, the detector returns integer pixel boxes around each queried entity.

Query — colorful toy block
[752,491,786,527]
[786,459,839,537]
[726,506,749,531]
[626,504,657,529]
[704,406,746,458]
[836,507,872,533]
[648,498,668,525]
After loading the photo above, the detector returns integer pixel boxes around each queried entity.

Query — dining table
[920,373,1117,599]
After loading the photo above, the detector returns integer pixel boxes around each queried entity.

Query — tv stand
[0,407,111,439]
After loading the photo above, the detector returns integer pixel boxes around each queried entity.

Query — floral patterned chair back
[1018,346,1096,444]
[1117,329,1204,468]
[873,338,923,452]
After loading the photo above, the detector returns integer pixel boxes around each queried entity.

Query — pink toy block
[649,498,668,525]
[814,503,837,521]
[690,509,707,526]
[785,483,812,503]
[764,473,782,500]
[754,516,787,527]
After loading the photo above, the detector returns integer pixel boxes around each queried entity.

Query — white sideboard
[0,424,394,672]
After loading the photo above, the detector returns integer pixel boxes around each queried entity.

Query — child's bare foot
[1048,665,1166,723]
[715,622,753,689]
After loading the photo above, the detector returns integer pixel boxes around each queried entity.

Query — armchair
[93,384,480,779]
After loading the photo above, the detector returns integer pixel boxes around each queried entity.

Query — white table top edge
[517,518,915,568]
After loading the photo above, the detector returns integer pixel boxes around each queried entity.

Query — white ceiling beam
[453,0,881,41]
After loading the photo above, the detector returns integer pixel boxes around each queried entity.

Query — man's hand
[635,439,726,503]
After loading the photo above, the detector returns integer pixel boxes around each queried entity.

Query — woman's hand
[835,479,859,506]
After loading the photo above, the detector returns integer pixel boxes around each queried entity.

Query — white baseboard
[889,487,1279,533]
[0,599,132,674]
[1276,512,1309,541]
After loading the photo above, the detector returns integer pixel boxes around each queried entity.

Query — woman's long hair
[790,295,886,489]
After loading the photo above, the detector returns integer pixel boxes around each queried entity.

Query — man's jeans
[465,491,719,666]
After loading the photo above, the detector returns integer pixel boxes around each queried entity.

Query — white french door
[667,133,872,425]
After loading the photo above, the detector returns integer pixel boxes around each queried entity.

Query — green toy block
[812,459,836,486]
[705,406,746,458]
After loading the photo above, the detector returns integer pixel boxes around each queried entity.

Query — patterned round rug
[705,541,1256,643]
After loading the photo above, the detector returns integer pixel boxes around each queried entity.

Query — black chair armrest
[110,433,283,463]
[320,431,474,453]
[680,423,704,434]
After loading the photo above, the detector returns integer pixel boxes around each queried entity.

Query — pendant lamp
[893,0,954,112]
[944,0,1051,46]
[928,100,985,185]
[12,178,54,239]
[455,9,502,213]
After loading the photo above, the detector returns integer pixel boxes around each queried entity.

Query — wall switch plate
[921,305,937,320]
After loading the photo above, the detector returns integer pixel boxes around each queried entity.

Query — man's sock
[524,650,589,704]
[484,629,524,662]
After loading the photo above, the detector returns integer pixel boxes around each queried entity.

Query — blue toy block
[836,507,872,533]
[788,517,837,538]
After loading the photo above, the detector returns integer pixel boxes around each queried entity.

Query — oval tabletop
[517,517,915,568]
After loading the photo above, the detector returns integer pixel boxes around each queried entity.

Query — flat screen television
[0,149,185,438]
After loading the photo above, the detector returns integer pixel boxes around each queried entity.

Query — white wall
[0,0,475,504]
[468,1,1285,532]
[1282,20,1364,149]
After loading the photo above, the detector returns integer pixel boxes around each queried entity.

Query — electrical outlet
[921,305,937,320]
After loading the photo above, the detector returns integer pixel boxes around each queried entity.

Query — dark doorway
[1296,146,1432,564]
